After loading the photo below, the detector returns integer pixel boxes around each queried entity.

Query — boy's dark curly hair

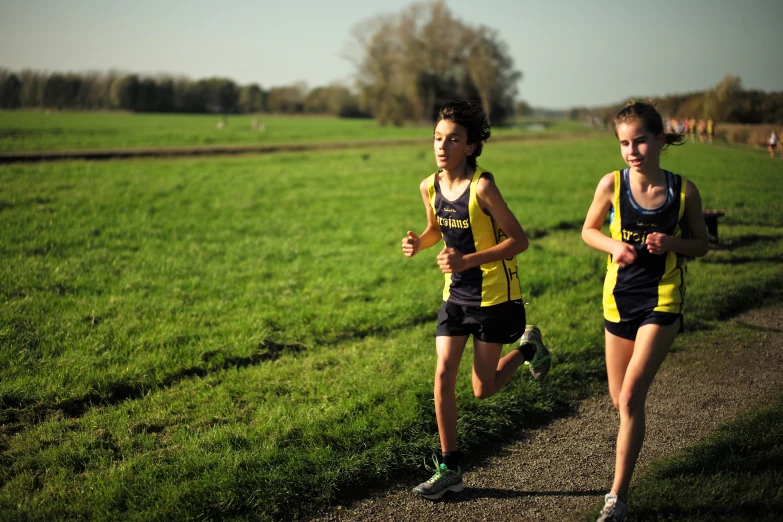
[436,100,491,167]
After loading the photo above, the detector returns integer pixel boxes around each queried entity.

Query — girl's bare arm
[645,180,710,257]
[582,173,638,267]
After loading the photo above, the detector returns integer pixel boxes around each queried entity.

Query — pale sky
[1,0,780,110]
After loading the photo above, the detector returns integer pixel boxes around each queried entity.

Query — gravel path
[312,306,783,522]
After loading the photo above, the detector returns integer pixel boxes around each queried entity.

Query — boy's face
[433,119,475,171]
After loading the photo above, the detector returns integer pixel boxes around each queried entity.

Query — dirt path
[0,132,598,164]
[312,306,783,522]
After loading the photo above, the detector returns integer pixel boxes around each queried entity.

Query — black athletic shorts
[436,299,526,345]
[604,311,683,341]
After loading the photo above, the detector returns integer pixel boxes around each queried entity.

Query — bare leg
[434,336,468,453]
[471,339,526,399]
[604,331,635,409]
[608,320,680,502]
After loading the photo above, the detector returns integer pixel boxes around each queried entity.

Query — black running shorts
[436,299,526,345]
[604,311,682,341]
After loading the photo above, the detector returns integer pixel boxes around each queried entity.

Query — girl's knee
[617,388,646,416]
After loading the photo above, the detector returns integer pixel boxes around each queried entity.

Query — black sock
[519,342,535,361]
[442,450,463,471]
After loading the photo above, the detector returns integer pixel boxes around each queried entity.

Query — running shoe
[520,325,551,381]
[596,493,628,522]
[412,456,464,500]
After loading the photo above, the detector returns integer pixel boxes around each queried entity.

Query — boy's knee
[434,367,453,384]
[434,367,457,394]
[472,384,496,399]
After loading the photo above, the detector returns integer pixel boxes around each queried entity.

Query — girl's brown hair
[615,100,685,150]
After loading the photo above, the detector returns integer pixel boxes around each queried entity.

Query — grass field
[1,130,782,521]
[0,110,590,152]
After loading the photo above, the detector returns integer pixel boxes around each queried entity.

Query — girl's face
[433,119,475,171]
[616,120,665,174]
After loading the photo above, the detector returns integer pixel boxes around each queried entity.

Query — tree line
[0,1,522,125]
[571,75,783,125]
[0,69,370,117]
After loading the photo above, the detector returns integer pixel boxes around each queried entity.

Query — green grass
[0,110,592,152]
[1,136,782,521]
[622,392,783,521]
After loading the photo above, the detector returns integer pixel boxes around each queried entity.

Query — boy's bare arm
[402,179,442,257]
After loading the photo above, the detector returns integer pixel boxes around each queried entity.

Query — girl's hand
[401,231,420,257]
[437,247,466,273]
[645,232,671,255]
[612,241,638,267]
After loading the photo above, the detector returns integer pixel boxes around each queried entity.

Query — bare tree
[349,0,521,124]
[464,26,521,124]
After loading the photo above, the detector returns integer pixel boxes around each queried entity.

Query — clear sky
[1,0,781,110]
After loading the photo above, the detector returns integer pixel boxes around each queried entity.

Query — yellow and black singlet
[427,166,522,307]
[603,168,689,322]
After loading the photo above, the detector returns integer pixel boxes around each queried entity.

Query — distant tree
[196,78,239,113]
[42,73,81,109]
[349,0,521,125]
[515,100,533,117]
[171,77,202,112]
[110,74,139,110]
[216,79,239,113]
[304,83,362,116]
[18,70,45,107]
[568,106,588,121]
[407,1,463,122]
[134,78,158,112]
[715,75,743,103]
[0,72,22,108]
[154,77,175,112]
[238,84,265,113]
[673,94,705,120]
[75,71,102,109]
[350,14,405,125]
[266,83,307,113]
[464,26,520,123]
[759,92,783,124]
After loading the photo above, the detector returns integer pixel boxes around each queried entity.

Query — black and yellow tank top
[603,168,689,322]
[427,166,522,307]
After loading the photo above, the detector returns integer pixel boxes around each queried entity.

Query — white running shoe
[519,325,551,381]
[596,493,628,522]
